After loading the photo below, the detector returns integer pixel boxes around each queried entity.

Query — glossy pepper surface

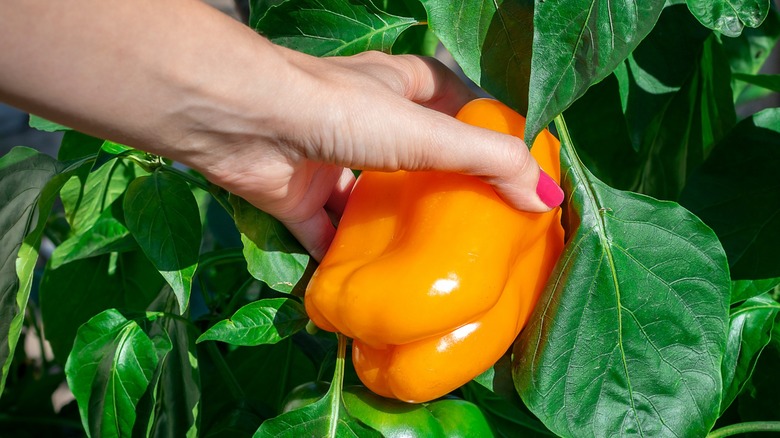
[305,98,564,403]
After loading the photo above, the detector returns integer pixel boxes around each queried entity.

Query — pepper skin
[305,98,564,403]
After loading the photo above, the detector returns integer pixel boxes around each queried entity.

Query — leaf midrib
[557,115,644,436]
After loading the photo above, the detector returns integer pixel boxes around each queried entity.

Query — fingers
[282,209,335,262]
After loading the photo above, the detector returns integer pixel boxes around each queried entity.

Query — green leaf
[524,0,665,144]
[720,294,780,413]
[679,108,780,281]
[686,0,771,37]
[28,114,71,132]
[513,118,731,437]
[40,251,165,362]
[421,0,535,115]
[0,147,75,395]
[61,156,137,235]
[49,203,137,269]
[252,0,418,56]
[124,170,202,313]
[733,72,780,92]
[732,278,780,303]
[253,335,379,437]
[65,309,160,438]
[198,298,308,346]
[230,195,308,293]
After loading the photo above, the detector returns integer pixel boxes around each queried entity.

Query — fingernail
[536,170,564,208]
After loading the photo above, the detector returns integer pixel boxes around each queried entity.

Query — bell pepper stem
[707,422,780,438]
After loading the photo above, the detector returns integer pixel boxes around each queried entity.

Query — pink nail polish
[536,170,564,208]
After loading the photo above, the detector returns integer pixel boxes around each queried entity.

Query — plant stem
[707,422,780,437]
[327,333,348,438]
[205,342,245,401]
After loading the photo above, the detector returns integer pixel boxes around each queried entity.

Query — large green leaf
[40,250,165,363]
[230,196,308,293]
[65,309,161,438]
[720,294,780,413]
[421,0,535,115]
[124,170,202,312]
[679,108,780,281]
[198,298,308,346]
[524,0,665,144]
[252,0,418,56]
[0,147,75,395]
[513,119,731,437]
[686,0,771,37]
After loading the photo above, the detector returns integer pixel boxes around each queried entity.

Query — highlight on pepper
[304,98,565,403]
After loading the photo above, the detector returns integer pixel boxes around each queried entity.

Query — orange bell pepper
[305,98,564,403]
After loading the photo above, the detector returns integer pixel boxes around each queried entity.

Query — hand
[197,48,563,261]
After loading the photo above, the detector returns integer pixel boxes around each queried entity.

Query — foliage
[1,0,779,437]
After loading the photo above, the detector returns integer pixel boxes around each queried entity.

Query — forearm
[0,0,285,164]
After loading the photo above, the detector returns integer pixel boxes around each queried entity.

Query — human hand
[197,48,564,261]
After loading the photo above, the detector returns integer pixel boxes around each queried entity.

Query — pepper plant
[1,0,779,437]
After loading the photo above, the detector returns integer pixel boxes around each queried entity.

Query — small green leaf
[198,298,308,346]
[65,309,160,438]
[421,0,535,115]
[230,195,308,293]
[0,147,79,395]
[525,0,665,144]
[252,0,417,56]
[28,114,71,132]
[513,117,731,437]
[124,170,202,313]
[686,0,771,37]
[720,294,780,413]
[680,108,780,281]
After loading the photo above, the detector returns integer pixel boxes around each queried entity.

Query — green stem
[327,334,348,438]
[707,422,780,437]
[205,342,245,400]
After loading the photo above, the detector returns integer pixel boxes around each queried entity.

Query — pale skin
[0,0,562,261]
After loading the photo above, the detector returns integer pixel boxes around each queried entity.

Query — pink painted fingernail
[536,170,564,208]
